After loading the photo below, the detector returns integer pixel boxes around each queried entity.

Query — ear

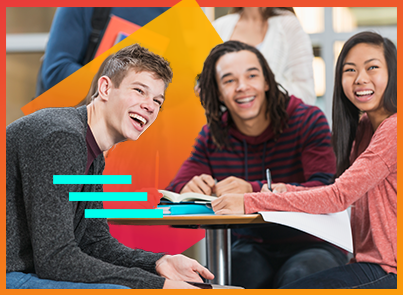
[264,81,269,92]
[217,89,225,103]
[98,76,113,101]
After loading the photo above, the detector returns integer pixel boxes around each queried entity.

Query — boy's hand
[215,177,252,196]
[261,183,287,193]
[156,254,214,284]
[180,174,216,195]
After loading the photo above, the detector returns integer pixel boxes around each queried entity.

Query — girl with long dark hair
[213,31,397,288]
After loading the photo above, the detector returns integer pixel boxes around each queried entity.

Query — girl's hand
[261,183,287,193]
[212,194,245,215]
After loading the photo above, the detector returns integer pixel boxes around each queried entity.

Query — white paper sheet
[258,210,353,253]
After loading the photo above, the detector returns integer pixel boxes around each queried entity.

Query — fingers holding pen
[261,183,287,193]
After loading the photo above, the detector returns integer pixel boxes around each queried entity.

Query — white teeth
[129,114,147,126]
[236,96,255,103]
[355,90,374,96]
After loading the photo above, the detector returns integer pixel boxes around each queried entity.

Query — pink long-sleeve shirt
[245,113,397,274]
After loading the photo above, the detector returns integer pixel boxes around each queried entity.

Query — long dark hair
[198,40,289,149]
[229,7,295,19]
[332,31,397,177]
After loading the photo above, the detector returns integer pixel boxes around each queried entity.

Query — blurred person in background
[36,7,168,96]
[213,7,316,105]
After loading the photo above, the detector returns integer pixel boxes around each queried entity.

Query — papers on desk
[258,210,353,253]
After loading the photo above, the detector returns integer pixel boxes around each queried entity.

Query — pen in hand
[209,178,218,197]
[265,168,272,192]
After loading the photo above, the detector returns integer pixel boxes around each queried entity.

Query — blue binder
[158,204,214,215]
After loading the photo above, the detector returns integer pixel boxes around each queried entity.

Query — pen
[265,168,272,192]
[212,178,218,197]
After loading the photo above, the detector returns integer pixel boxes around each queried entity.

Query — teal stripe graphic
[53,175,131,184]
[85,209,163,218]
[69,192,147,201]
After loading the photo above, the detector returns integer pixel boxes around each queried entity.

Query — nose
[140,96,156,113]
[354,70,369,85]
[236,77,249,92]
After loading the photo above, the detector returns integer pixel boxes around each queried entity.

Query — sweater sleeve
[278,14,316,105]
[165,126,214,193]
[245,115,396,214]
[79,183,164,275]
[297,106,336,187]
[23,131,165,289]
[41,8,91,91]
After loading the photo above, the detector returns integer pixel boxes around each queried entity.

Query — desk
[108,214,266,285]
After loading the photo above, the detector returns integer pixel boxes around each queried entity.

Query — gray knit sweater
[6,106,166,289]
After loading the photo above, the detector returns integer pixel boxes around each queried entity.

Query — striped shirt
[166,96,337,243]
[167,96,336,194]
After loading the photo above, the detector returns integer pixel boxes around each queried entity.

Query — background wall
[6,7,397,126]
[6,7,56,125]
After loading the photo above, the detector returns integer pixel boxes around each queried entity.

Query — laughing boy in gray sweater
[6,44,213,289]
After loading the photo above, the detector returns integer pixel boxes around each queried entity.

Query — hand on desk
[181,175,253,197]
[211,193,245,215]
[215,176,253,196]
[156,254,214,289]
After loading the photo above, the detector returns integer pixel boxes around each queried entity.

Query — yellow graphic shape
[22,0,222,190]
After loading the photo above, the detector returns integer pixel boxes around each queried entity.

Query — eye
[368,65,379,70]
[153,99,163,106]
[223,79,234,84]
[343,68,355,73]
[134,88,144,95]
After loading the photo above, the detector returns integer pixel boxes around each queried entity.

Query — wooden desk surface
[108,214,265,226]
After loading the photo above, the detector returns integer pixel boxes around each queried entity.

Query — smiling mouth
[129,113,147,127]
[355,90,374,97]
[235,96,255,104]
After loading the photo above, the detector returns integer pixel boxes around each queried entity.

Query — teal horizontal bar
[85,209,163,218]
[53,175,131,184]
[69,192,147,201]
